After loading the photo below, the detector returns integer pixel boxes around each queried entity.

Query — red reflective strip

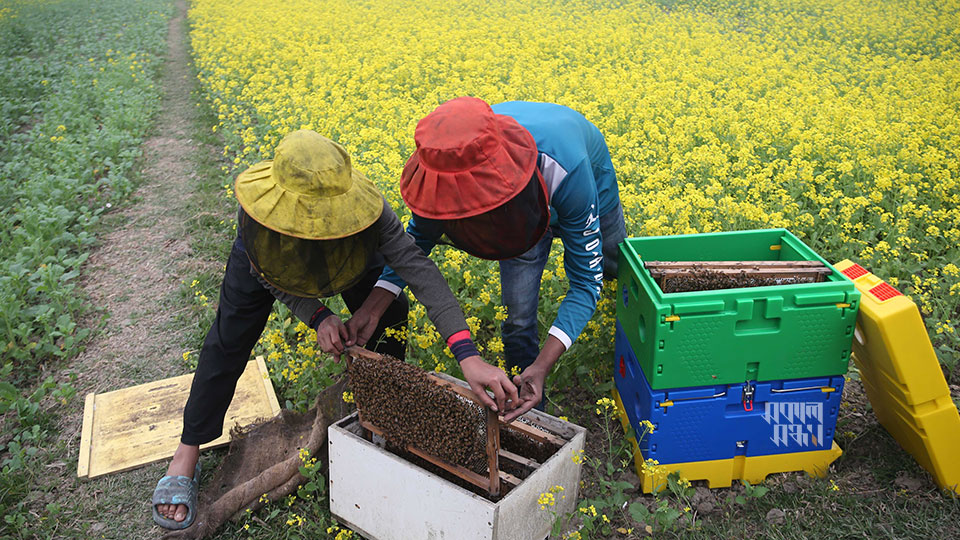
[619,356,626,378]
[869,282,902,301]
[841,263,868,279]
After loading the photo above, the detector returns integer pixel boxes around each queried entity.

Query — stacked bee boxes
[613,229,859,492]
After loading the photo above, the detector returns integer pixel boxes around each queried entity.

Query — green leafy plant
[623,470,697,534]
[543,397,641,539]
[0,1,171,537]
[735,480,770,505]
[0,0,168,384]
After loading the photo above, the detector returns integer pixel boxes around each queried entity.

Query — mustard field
[189,0,959,377]
[2,1,958,538]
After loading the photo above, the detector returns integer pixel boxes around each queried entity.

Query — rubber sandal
[152,462,200,529]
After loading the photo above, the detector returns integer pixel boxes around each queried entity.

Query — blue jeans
[499,203,627,373]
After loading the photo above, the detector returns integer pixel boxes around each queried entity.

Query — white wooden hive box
[329,405,586,540]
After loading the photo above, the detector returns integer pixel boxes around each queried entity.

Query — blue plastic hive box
[614,322,843,464]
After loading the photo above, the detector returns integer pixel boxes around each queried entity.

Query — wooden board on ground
[77,356,280,479]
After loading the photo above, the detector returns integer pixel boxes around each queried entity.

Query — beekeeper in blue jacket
[350,96,626,422]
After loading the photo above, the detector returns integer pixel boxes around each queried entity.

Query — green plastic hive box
[617,229,859,389]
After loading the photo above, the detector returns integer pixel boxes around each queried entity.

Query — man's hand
[345,287,395,348]
[344,308,377,349]
[460,356,519,413]
[501,335,566,422]
[316,316,349,358]
[502,363,549,422]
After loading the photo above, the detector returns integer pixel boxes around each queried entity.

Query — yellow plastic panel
[834,260,960,494]
[613,388,841,494]
[835,260,949,405]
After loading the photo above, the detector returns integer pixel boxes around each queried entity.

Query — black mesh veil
[240,208,378,298]
[439,171,550,260]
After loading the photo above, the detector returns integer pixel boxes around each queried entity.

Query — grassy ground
[0,0,172,537]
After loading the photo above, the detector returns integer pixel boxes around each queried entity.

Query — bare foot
[155,443,200,523]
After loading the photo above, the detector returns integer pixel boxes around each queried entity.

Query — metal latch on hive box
[742,381,756,412]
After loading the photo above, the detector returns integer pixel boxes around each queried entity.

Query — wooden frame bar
[77,393,95,479]
[644,260,827,269]
[499,448,540,470]
[643,260,832,289]
[652,269,828,280]
[485,407,501,495]
[649,268,830,276]
[504,418,566,447]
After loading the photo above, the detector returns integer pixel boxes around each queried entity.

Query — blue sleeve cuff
[448,333,480,363]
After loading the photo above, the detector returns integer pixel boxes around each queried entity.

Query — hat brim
[400,114,538,220]
[235,160,384,240]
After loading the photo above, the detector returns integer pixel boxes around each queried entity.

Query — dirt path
[67,3,198,395]
[54,0,214,536]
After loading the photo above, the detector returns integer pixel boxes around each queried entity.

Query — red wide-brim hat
[400,97,538,220]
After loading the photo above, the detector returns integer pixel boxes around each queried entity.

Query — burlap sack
[160,378,350,540]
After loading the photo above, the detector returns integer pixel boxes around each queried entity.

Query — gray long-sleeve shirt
[250,197,467,341]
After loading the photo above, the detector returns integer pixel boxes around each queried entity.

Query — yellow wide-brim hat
[235,130,383,240]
